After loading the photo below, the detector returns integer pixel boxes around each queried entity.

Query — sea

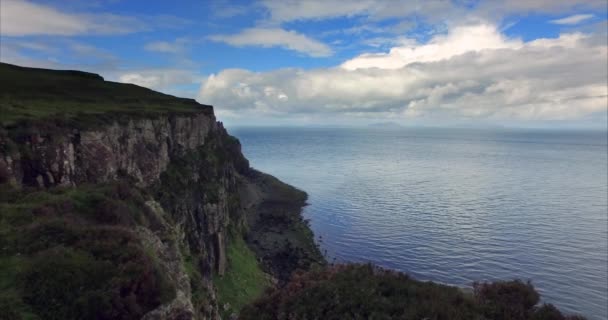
[230,126,608,319]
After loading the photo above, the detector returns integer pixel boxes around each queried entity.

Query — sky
[1,0,607,128]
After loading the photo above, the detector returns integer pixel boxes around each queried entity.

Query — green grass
[0,182,176,319]
[213,236,271,318]
[0,256,39,320]
[0,62,211,126]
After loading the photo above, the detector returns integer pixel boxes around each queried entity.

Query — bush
[241,264,478,320]
[474,280,540,319]
[0,182,176,320]
[240,264,586,320]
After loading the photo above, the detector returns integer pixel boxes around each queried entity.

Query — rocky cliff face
[0,112,218,188]
[0,110,254,319]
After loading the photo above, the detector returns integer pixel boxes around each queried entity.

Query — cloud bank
[199,24,607,124]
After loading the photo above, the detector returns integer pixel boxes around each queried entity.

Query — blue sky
[1,0,607,127]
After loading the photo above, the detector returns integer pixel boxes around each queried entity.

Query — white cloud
[261,0,606,24]
[199,23,607,124]
[550,14,595,25]
[144,41,180,53]
[261,0,464,24]
[209,28,333,57]
[481,0,606,14]
[0,38,118,70]
[341,24,523,70]
[144,38,191,54]
[262,0,377,22]
[118,69,202,93]
[0,0,148,36]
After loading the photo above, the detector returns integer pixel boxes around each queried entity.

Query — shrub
[474,279,540,319]
[240,264,585,320]
[0,182,176,320]
[241,264,478,320]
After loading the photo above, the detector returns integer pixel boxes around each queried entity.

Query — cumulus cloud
[199,24,607,123]
[209,28,332,57]
[550,14,595,25]
[341,24,523,70]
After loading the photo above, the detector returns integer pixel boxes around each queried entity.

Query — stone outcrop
[0,112,217,188]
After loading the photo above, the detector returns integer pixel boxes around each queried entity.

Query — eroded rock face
[0,113,216,188]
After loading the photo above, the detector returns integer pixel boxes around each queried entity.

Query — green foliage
[0,62,210,127]
[0,182,175,320]
[0,256,39,320]
[474,280,540,319]
[180,244,210,314]
[240,264,586,320]
[213,236,271,319]
[474,281,586,320]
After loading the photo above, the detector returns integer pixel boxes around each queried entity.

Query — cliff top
[0,62,211,126]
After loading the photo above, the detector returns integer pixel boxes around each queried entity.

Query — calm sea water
[230,127,608,319]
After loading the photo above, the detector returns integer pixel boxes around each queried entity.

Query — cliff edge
[0,63,323,320]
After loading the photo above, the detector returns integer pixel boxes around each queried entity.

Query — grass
[0,182,176,320]
[0,256,39,320]
[0,62,211,127]
[213,236,271,318]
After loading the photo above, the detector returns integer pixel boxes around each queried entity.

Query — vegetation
[213,235,271,319]
[0,62,210,127]
[240,264,586,320]
[0,182,175,320]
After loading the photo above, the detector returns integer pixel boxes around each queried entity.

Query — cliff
[0,63,323,319]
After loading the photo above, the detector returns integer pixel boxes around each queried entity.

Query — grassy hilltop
[0,63,208,126]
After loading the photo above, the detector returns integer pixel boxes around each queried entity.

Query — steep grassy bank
[213,236,270,318]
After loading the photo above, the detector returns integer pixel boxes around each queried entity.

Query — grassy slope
[213,236,271,319]
[0,183,175,320]
[0,62,210,126]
